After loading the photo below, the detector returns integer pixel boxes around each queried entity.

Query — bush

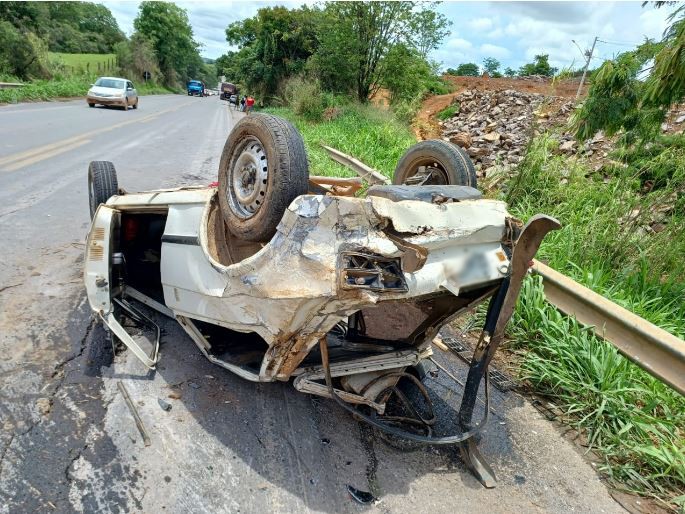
[283,75,326,121]
[0,22,50,79]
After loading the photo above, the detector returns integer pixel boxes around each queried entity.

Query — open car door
[84,205,160,369]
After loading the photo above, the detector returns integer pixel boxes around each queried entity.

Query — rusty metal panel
[533,260,685,396]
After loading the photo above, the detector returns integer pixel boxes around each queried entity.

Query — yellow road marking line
[0,100,194,171]
[4,139,91,172]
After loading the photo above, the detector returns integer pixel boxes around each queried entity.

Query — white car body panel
[86,187,511,380]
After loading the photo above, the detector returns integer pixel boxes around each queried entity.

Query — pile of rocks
[439,89,549,174]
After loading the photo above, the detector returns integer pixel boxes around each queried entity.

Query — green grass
[255,102,685,506]
[505,134,685,508]
[437,103,459,121]
[49,52,116,75]
[0,76,177,104]
[261,104,416,178]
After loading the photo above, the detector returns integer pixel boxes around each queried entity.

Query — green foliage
[574,5,684,145]
[504,67,516,77]
[573,42,663,144]
[312,2,450,102]
[0,21,50,80]
[114,34,161,84]
[446,63,479,76]
[644,5,685,109]
[262,103,416,178]
[437,103,459,121]
[383,44,432,103]
[408,9,451,59]
[518,54,558,77]
[482,57,501,77]
[505,134,685,506]
[283,76,326,121]
[133,1,202,86]
[225,5,321,99]
[0,2,124,55]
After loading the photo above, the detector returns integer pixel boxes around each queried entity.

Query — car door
[126,81,136,102]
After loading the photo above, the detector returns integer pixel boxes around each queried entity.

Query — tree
[134,2,200,85]
[314,1,451,102]
[225,6,321,98]
[115,33,160,83]
[518,54,557,77]
[447,63,479,76]
[0,1,124,54]
[573,2,685,145]
[382,43,433,103]
[482,57,501,77]
[504,66,516,77]
[409,9,451,59]
[0,20,50,79]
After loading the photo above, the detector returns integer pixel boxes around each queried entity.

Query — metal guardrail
[322,145,390,185]
[533,260,685,396]
[0,82,24,89]
[325,148,685,395]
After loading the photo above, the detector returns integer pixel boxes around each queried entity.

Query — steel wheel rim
[227,136,268,219]
[402,160,449,186]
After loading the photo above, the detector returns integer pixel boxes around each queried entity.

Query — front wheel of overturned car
[392,139,477,188]
[218,114,309,242]
[88,161,119,219]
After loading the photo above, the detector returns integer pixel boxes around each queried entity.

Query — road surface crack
[0,434,15,476]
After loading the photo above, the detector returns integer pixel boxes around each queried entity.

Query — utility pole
[576,36,598,100]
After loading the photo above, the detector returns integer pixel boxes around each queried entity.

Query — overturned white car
[84,114,558,487]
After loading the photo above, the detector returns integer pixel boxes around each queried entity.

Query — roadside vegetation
[217,2,452,122]
[255,2,685,508]
[504,5,685,506]
[264,102,415,178]
[0,1,213,104]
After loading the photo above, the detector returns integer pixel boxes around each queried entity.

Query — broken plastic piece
[346,485,377,504]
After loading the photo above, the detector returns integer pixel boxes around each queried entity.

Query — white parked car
[84,114,558,487]
[86,76,138,110]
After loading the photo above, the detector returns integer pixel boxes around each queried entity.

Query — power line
[596,38,643,47]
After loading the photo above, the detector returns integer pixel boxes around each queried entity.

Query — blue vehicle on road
[187,80,204,97]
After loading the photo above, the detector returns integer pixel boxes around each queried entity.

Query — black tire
[88,161,119,219]
[133,98,138,109]
[88,103,95,108]
[218,114,309,242]
[393,140,477,188]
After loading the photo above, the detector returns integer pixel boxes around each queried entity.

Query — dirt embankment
[414,75,587,140]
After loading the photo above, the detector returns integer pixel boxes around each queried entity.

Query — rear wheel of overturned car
[218,114,309,242]
[88,161,119,219]
[392,139,477,188]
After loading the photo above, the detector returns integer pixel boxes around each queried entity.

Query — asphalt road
[0,95,625,513]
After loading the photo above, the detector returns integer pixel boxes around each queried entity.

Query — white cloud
[447,38,473,51]
[469,17,493,31]
[480,43,511,59]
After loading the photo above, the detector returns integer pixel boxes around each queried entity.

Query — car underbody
[84,114,559,487]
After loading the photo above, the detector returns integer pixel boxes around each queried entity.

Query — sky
[103,1,674,71]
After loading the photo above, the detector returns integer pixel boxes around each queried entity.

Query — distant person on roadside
[240,95,246,112]
[246,95,255,114]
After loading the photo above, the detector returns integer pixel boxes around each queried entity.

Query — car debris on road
[83,113,559,487]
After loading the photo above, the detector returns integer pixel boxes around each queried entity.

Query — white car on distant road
[86,77,139,110]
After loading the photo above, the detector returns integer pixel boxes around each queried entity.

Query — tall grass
[506,135,685,507]
[263,104,416,178]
